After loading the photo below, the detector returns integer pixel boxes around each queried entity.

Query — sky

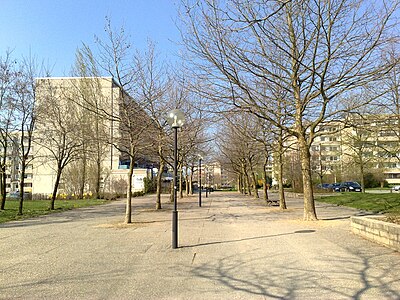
[0,0,182,76]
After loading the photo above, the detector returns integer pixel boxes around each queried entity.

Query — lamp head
[166,109,185,128]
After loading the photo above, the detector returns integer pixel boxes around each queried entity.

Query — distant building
[192,161,233,189]
[280,115,400,186]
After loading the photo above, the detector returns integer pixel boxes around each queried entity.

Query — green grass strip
[0,199,110,224]
[317,193,400,215]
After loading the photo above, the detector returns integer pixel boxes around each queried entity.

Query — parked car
[331,183,342,192]
[6,192,32,199]
[334,181,362,192]
[391,185,400,192]
[316,183,331,190]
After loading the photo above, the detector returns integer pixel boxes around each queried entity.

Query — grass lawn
[317,192,400,215]
[0,199,110,224]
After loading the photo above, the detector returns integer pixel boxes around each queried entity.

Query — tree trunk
[189,166,194,195]
[359,157,365,193]
[18,157,27,215]
[1,147,7,210]
[251,171,259,199]
[277,132,287,209]
[125,153,134,224]
[169,180,174,202]
[263,159,269,202]
[50,168,62,210]
[156,158,164,210]
[95,113,101,200]
[179,166,183,199]
[243,167,251,196]
[79,151,87,199]
[298,135,317,220]
[185,173,190,196]
[0,166,6,210]
[95,157,101,199]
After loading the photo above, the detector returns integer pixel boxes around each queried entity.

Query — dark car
[316,183,331,190]
[334,181,362,192]
[331,183,342,192]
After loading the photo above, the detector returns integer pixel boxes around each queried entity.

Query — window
[379,130,396,137]
[387,173,400,179]
[386,163,397,168]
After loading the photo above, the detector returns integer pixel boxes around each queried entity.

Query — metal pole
[199,158,202,207]
[172,127,178,249]
[205,167,208,198]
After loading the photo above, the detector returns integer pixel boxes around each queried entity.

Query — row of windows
[321,156,339,161]
[311,145,340,152]
[319,127,338,132]
[5,183,32,188]
[320,136,338,142]
[5,174,33,179]
[387,173,400,179]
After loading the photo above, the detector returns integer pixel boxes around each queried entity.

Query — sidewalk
[1,191,399,299]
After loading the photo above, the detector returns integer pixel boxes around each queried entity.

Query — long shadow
[182,230,316,248]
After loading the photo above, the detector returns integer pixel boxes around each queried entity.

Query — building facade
[1,132,34,193]
[32,77,150,196]
[282,115,400,186]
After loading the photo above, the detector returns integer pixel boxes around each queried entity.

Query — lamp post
[205,166,208,198]
[198,155,202,207]
[166,109,185,249]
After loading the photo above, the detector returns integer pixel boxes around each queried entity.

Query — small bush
[133,191,145,197]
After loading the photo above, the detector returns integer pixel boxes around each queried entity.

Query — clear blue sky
[0,0,182,76]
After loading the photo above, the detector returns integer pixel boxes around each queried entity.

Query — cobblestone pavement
[1,191,399,299]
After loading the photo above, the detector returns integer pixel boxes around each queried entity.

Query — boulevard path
[1,191,400,299]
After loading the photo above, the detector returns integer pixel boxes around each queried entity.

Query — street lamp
[166,109,185,249]
[198,155,203,207]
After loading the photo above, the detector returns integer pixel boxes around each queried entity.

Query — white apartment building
[32,77,150,196]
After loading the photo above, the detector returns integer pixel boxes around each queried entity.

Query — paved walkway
[1,192,399,299]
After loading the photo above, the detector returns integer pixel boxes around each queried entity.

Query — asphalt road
[1,192,399,299]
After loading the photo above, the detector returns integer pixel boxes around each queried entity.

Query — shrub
[144,177,156,194]
[133,191,145,197]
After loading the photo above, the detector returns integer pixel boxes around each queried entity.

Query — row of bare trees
[0,51,49,214]
[0,21,211,222]
[179,0,400,220]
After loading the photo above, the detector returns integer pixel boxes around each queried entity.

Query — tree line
[1,0,400,223]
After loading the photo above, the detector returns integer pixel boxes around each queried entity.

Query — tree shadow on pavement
[188,246,400,299]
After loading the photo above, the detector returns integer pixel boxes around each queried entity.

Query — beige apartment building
[32,77,149,196]
[1,132,34,193]
[285,115,400,186]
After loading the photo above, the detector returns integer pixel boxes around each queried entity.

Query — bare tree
[35,79,83,210]
[180,0,399,220]
[78,20,158,223]
[0,51,17,210]
[14,55,47,214]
